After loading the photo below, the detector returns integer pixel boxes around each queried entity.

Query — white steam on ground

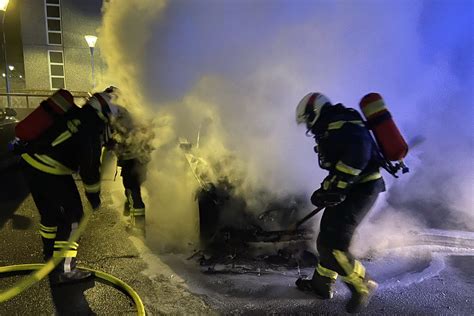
[98,0,473,253]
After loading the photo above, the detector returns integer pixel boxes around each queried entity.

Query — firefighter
[17,89,111,284]
[96,86,153,236]
[294,92,385,313]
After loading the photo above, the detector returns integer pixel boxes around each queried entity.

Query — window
[46,6,60,18]
[49,51,63,63]
[50,65,64,76]
[45,0,62,46]
[48,32,61,45]
[51,77,65,89]
[48,50,65,89]
[47,19,61,31]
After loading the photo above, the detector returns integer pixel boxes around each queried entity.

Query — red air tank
[359,93,408,161]
[15,89,77,141]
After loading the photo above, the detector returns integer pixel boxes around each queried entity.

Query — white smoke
[99,0,474,252]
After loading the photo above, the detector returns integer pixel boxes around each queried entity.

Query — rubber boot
[310,270,336,299]
[126,215,146,239]
[296,265,337,299]
[134,216,146,237]
[50,268,93,285]
[123,200,130,217]
[296,277,335,299]
[49,256,93,285]
[344,276,378,313]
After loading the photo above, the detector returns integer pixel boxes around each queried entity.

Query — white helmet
[88,85,123,120]
[295,92,331,129]
[88,92,114,122]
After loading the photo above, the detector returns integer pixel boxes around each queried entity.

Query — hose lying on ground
[0,207,145,315]
[0,209,92,303]
[0,263,145,316]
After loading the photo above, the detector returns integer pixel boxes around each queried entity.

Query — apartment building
[1,0,105,95]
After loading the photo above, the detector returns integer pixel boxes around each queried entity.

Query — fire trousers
[315,188,380,291]
[22,162,83,273]
[119,158,147,218]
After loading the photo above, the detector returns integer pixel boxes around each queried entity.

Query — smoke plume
[98,0,473,253]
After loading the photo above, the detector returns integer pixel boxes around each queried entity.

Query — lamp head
[0,0,9,12]
[84,35,98,48]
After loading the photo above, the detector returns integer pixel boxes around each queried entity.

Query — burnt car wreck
[179,138,320,274]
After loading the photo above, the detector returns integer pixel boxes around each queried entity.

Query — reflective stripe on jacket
[22,153,74,175]
[21,104,105,195]
[313,105,385,193]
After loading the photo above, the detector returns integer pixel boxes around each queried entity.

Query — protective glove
[8,138,28,155]
[311,188,346,207]
[86,192,101,211]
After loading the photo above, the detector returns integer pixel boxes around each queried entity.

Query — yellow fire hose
[0,208,145,315]
[0,264,145,315]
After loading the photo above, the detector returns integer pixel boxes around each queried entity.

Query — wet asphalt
[0,163,473,315]
[0,164,211,315]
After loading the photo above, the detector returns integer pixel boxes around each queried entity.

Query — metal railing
[0,91,90,109]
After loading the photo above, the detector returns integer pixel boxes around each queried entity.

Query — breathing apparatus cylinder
[15,89,77,141]
[359,92,408,161]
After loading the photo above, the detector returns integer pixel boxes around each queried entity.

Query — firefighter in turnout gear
[98,87,153,236]
[17,89,108,284]
[295,92,385,313]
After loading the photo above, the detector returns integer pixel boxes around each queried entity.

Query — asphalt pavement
[1,162,473,315]
[0,164,212,315]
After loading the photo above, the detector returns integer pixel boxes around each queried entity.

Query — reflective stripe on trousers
[39,223,57,239]
[53,222,79,273]
[316,263,338,280]
[21,154,73,175]
[333,250,369,294]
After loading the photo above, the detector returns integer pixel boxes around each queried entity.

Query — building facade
[20,0,105,93]
[1,0,105,99]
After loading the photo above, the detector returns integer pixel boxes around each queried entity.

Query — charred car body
[179,138,318,270]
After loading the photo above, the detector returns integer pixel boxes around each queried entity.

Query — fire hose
[0,208,146,315]
[288,206,325,231]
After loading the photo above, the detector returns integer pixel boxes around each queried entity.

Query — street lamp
[84,35,97,91]
[0,0,10,107]
[0,1,8,11]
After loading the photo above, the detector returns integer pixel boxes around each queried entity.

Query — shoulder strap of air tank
[40,101,62,119]
[367,131,399,178]
[95,93,111,116]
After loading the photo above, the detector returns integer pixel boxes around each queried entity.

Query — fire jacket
[105,105,154,164]
[311,104,385,195]
[20,103,105,205]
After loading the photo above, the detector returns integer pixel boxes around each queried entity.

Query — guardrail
[0,91,90,109]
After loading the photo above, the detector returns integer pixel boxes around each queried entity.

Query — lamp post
[84,35,98,91]
[0,0,10,107]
